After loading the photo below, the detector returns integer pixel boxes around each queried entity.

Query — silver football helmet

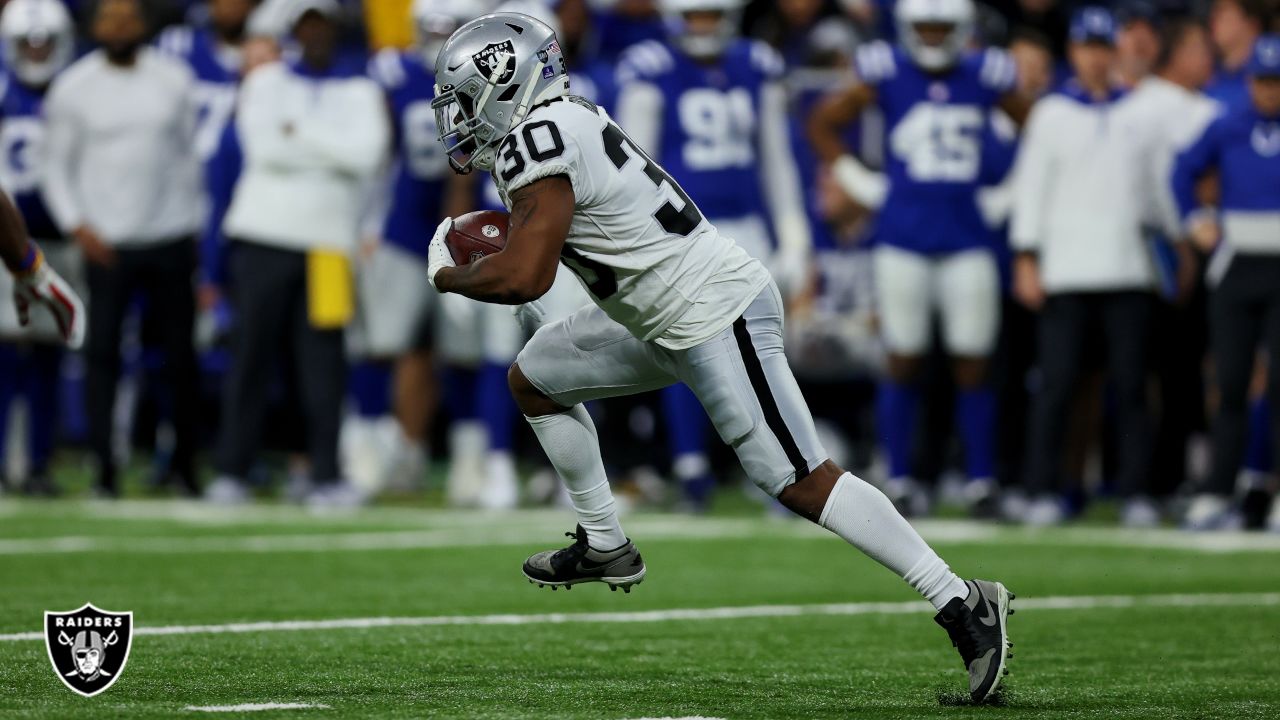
[432,12,569,174]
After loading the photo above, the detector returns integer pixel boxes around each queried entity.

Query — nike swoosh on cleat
[575,556,617,572]
[973,595,1000,627]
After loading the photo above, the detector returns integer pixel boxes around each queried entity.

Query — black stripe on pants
[732,316,809,480]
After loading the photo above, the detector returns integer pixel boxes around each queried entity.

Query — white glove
[13,244,86,349]
[426,218,455,290]
[511,298,547,331]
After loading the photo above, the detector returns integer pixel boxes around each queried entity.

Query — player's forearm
[0,192,33,272]
[807,102,850,165]
[433,255,549,305]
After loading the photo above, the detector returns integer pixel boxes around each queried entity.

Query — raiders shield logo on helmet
[472,40,516,83]
[44,603,133,697]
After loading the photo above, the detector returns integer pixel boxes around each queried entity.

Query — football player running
[427,12,1015,703]
[613,0,813,509]
[808,0,1030,517]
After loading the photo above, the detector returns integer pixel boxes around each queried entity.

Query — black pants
[85,238,198,490]
[1206,255,1280,496]
[1024,291,1152,498]
[216,241,346,481]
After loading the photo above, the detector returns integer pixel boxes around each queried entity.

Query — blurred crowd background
[1,0,1279,532]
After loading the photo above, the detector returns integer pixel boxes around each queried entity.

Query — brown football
[446,210,509,266]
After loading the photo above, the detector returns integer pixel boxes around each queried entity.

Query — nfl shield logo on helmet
[44,603,133,697]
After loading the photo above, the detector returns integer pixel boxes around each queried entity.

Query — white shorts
[0,241,84,343]
[355,243,436,357]
[517,283,828,496]
[873,245,999,357]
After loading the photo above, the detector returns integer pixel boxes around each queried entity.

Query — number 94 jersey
[856,41,1017,254]
[493,97,771,351]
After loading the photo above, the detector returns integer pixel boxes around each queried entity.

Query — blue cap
[1246,35,1280,78]
[1069,7,1117,46]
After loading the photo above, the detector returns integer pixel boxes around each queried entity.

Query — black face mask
[103,39,142,64]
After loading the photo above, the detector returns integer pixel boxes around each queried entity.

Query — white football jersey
[493,96,771,350]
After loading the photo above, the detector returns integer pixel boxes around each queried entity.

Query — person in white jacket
[209,0,390,506]
[1010,7,1188,526]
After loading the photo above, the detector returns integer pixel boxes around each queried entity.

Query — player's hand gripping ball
[426,210,510,290]
[446,210,510,265]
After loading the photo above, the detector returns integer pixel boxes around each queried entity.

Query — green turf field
[2,499,1279,719]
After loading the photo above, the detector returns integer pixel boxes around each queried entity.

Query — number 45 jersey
[492,96,771,351]
[856,41,1017,254]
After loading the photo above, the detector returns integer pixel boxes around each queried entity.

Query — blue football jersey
[855,41,1017,254]
[0,75,59,240]
[368,49,450,259]
[156,26,240,162]
[618,38,785,223]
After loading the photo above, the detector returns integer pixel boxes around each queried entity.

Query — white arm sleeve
[758,82,812,257]
[1009,104,1056,252]
[831,154,888,210]
[39,82,85,232]
[613,81,663,155]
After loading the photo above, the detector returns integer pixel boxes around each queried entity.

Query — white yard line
[184,703,330,712]
[5,516,1280,555]
[2,592,1276,643]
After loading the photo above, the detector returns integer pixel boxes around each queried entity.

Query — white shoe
[1000,489,1030,522]
[380,435,427,492]
[478,451,519,510]
[1267,496,1280,533]
[305,481,368,510]
[204,476,250,505]
[1120,496,1161,528]
[1183,493,1238,531]
[884,477,930,517]
[446,422,487,507]
[1023,495,1064,527]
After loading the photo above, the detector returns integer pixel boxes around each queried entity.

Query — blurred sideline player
[427,13,1015,703]
[438,0,593,509]
[809,0,1028,516]
[350,0,481,495]
[0,0,82,495]
[615,0,812,508]
[157,0,258,164]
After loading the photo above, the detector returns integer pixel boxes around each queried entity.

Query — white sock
[525,405,627,550]
[819,472,968,610]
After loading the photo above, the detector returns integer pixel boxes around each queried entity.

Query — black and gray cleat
[935,579,1014,703]
[523,525,646,591]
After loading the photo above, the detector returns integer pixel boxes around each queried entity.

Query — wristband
[13,243,40,274]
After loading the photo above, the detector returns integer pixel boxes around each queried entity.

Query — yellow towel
[307,250,354,329]
[365,0,414,50]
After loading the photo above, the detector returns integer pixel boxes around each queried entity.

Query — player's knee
[951,356,989,389]
[777,459,845,523]
[886,354,922,383]
[508,362,566,417]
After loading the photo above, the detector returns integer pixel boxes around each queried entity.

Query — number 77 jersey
[855,40,1017,254]
[492,96,771,351]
